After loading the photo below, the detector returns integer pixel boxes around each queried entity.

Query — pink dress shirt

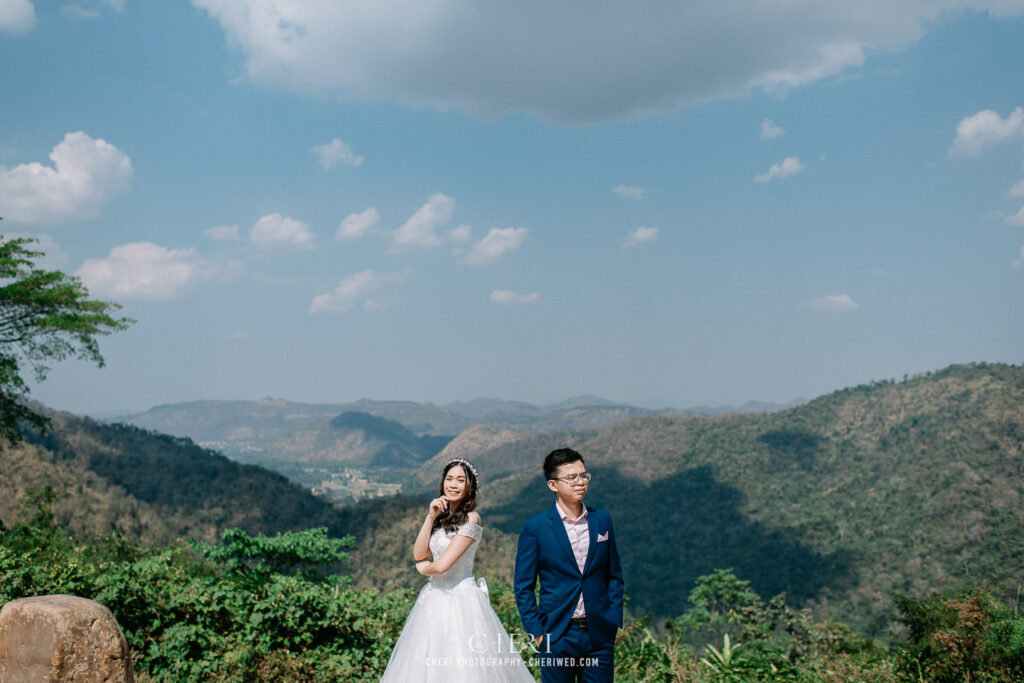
[556,500,589,619]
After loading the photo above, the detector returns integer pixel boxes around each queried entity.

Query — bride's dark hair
[432,459,478,534]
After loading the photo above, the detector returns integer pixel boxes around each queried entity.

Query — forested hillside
[347,363,1024,635]
[1,409,355,544]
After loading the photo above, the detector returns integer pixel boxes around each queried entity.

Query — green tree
[192,526,355,584]
[686,568,761,621]
[0,224,132,441]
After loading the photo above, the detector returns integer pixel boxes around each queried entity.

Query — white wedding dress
[380,521,535,682]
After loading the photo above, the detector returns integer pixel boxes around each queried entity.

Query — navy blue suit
[515,504,624,682]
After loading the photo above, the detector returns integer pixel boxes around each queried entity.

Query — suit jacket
[514,503,624,646]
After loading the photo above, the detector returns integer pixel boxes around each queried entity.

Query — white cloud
[623,225,659,248]
[312,138,364,170]
[192,1,1024,123]
[612,185,645,200]
[1014,246,1024,270]
[1005,206,1024,227]
[205,224,241,241]
[309,269,412,313]
[491,289,539,304]
[76,242,239,301]
[950,107,1024,156]
[462,227,528,265]
[448,224,472,242]
[0,0,35,34]
[1008,179,1024,198]
[755,156,805,183]
[336,207,379,241]
[761,119,786,139]
[0,132,133,224]
[250,213,316,250]
[806,294,858,312]
[392,193,455,249]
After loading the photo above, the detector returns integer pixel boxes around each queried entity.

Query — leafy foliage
[0,496,411,681]
[0,229,132,442]
[894,588,1024,682]
[192,527,354,583]
[615,569,901,683]
[2,499,1018,682]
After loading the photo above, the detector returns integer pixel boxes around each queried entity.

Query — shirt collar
[556,500,588,523]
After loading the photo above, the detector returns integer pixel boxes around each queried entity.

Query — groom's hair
[544,448,585,480]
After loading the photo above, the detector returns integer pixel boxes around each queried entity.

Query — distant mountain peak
[550,394,621,409]
[445,397,541,419]
[329,410,413,436]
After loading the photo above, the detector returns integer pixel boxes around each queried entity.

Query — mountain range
[5,364,1015,637]
[339,363,1024,635]
[121,395,791,466]
[260,411,452,469]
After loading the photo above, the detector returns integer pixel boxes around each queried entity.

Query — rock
[0,595,135,682]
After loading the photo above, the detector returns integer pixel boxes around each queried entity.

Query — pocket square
[597,532,609,542]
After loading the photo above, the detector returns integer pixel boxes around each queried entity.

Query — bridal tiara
[445,457,479,481]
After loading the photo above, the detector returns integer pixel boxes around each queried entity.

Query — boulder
[0,595,135,682]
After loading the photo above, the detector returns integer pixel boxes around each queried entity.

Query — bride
[380,458,535,682]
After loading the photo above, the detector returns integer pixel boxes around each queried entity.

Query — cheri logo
[468,631,552,654]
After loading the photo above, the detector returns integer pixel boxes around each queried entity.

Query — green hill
[344,363,1024,635]
[2,409,356,544]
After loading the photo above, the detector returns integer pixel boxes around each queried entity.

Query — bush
[0,496,415,680]
[894,588,1024,683]
[2,498,1020,683]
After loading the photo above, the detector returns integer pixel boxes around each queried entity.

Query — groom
[514,448,624,682]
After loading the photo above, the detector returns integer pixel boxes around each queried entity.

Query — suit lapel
[582,507,598,575]
[546,504,581,574]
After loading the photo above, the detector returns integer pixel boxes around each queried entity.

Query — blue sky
[2,1,1022,415]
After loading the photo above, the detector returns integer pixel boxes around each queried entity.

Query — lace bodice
[428,521,483,588]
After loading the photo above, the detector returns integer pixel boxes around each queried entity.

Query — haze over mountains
[122,395,795,464]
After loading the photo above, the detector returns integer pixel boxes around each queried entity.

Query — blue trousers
[539,624,614,683]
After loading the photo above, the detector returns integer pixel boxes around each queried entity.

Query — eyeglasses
[552,472,592,485]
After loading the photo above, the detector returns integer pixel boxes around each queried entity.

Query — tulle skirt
[380,576,535,682]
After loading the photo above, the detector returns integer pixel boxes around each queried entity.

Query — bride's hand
[415,560,433,576]
[427,497,448,518]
